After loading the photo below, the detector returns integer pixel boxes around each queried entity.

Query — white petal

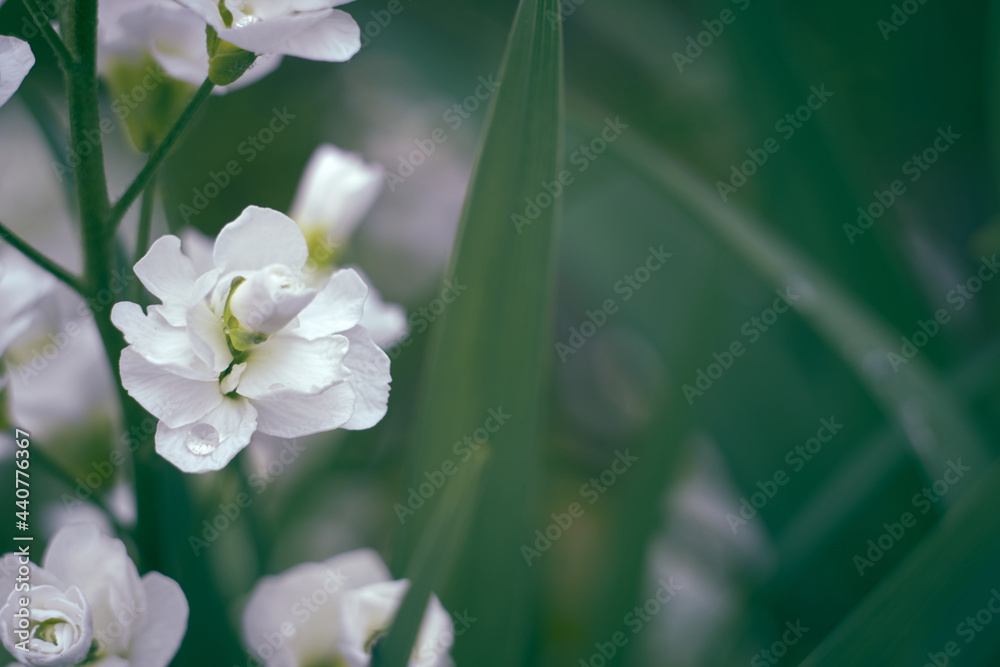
[42,523,145,657]
[0,36,34,108]
[180,228,216,275]
[269,10,360,62]
[186,301,233,373]
[357,275,408,349]
[213,206,309,275]
[228,265,317,335]
[291,144,383,243]
[253,381,354,438]
[147,266,221,328]
[238,333,349,399]
[112,301,214,375]
[155,397,257,473]
[120,347,222,427]
[128,573,189,667]
[339,326,391,431]
[216,10,331,54]
[174,0,224,28]
[294,268,368,339]
[134,235,199,306]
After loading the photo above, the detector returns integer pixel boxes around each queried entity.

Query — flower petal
[128,573,189,667]
[112,301,215,375]
[228,265,318,336]
[134,235,199,306]
[120,347,222,427]
[237,333,349,399]
[253,381,354,438]
[155,397,257,473]
[357,273,408,349]
[340,326,391,430]
[213,206,309,275]
[294,268,368,339]
[181,228,216,276]
[291,144,383,243]
[0,36,34,109]
[216,10,331,54]
[174,0,224,28]
[186,301,233,373]
[269,10,360,62]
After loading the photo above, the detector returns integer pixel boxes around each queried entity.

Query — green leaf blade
[391,1,565,666]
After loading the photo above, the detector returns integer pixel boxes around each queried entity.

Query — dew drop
[185,424,220,456]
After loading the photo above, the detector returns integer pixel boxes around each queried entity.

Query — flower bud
[0,584,95,666]
[228,265,317,338]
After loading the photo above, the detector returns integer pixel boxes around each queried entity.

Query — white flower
[98,0,283,93]
[241,549,454,666]
[0,36,33,109]
[176,0,361,62]
[292,144,385,249]
[292,144,407,348]
[0,523,188,666]
[338,580,454,667]
[111,206,391,473]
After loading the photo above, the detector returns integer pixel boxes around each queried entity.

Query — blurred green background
[2,0,999,665]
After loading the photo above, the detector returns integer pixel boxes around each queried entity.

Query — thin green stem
[21,0,75,71]
[63,0,113,297]
[135,177,156,263]
[0,221,87,295]
[107,78,215,233]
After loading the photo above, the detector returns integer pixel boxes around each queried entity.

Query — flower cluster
[0,524,188,666]
[112,206,392,473]
[242,549,454,667]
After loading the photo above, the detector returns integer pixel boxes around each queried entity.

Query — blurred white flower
[291,144,407,348]
[176,0,361,62]
[241,548,454,667]
[0,250,53,382]
[0,36,33,109]
[98,0,283,93]
[292,144,384,249]
[338,580,454,667]
[112,206,391,473]
[0,523,188,666]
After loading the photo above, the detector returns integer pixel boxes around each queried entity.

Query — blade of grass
[587,110,992,506]
[801,459,1000,666]
[374,449,488,667]
[393,1,564,665]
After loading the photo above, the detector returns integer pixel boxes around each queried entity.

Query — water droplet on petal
[185,424,220,456]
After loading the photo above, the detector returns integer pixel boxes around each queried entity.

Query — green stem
[63,0,112,291]
[21,0,75,71]
[134,177,156,263]
[0,221,87,296]
[107,78,215,233]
